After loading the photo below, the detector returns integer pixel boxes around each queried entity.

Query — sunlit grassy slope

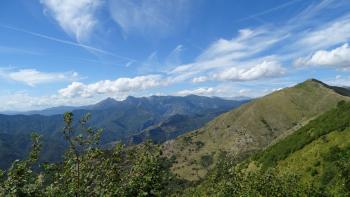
[252,101,350,195]
[163,79,350,180]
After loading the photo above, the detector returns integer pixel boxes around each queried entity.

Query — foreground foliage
[185,154,322,196]
[0,112,179,196]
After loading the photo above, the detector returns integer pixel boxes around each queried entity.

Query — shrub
[200,155,213,168]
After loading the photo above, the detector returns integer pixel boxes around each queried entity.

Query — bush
[194,141,204,150]
[310,168,318,177]
[200,155,213,168]
[321,165,336,186]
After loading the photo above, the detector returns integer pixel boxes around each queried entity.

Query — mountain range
[0,95,248,169]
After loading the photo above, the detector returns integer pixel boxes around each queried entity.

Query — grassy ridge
[163,79,350,180]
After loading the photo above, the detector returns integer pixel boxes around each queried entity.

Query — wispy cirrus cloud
[235,0,302,22]
[109,0,191,36]
[40,0,103,42]
[165,44,183,67]
[0,46,43,56]
[295,14,350,51]
[168,0,350,85]
[196,28,285,62]
[0,68,80,86]
[0,24,135,61]
[168,28,288,83]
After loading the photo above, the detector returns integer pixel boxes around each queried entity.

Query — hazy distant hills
[0,95,248,169]
[1,106,81,116]
[163,79,350,180]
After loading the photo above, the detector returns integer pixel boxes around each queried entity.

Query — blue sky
[1,0,350,111]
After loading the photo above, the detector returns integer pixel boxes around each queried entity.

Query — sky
[1,0,350,111]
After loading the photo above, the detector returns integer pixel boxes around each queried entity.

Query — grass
[275,128,350,195]
[256,101,350,168]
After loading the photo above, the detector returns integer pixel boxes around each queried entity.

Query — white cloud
[198,29,259,61]
[192,76,209,83]
[169,28,287,82]
[175,83,272,98]
[168,9,350,84]
[197,28,284,62]
[109,0,190,36]
[295,43,350,68]
[213,60,285,81]
[59,75,164,98]
[239,88,251,95]
[0,68,80,86]
[176,87,222,96]
[40,0,102,41]
[0,91,100,111]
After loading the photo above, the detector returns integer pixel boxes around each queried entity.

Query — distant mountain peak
[125,96,137,100]
[99,97,117,103]
[91,97,119,109]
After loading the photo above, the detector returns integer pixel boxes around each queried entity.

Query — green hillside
[251,100,350,195]
[184,100,350,196]
[276,129,350,195]
[163,79,350,180]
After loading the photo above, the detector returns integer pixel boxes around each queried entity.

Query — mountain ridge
[0,95,247,169]
[0,95,250,116]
